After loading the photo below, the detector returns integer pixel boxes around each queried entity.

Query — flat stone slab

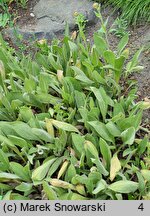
[4,0,96,40]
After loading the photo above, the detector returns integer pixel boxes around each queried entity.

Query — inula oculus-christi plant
[0,4,149,200]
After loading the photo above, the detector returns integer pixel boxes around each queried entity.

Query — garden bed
[0,1,149,200]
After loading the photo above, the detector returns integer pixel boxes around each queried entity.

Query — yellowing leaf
[141,170,150,181]
[76,184,86,196]
[51,119,79,133]
[0,60,5,79]
[110,154,121,181]
[57,70,64,83]
[50,179,75,190]
[45,118,54,137]
[57,160,69,179]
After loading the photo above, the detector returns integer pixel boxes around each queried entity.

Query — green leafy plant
[0,4,149,200]
[0,13,10,28]
[109,17,129,38]
[1,0,28,8]
[108,0,150,25]
[17,0,28,8]
[0,0,28,28]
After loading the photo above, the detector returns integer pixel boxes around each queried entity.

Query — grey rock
[4,0,96,40]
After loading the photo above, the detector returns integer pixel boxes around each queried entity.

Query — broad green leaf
[68,41,78,63]
[90,87,108,120]
[92,70,106,84]
[113,102,125,116]
[65,164,76,183]
[74,90,86,108]
[127,48,143,70]
[141,170,150,181]
[39,73,50,93]
[32,158,56,181]
[36,93,62,105]
[0,183,12,191]
[11,194,29,200]
[48,53,62,70]
[15,182,33,192]
[88,171,101,184]
[106,121,121,137]
[71,193,88,200]
[117,34,129,55]
[104,50,115,66]
[10,121,38,140]
[110,154,121,181]
[88,121,114,143]
[121,127,135,145]
[10,162,31,182]
[72,175,88,185]
[19,106,34,122]
[136,171,145,195]
[94,33,108,56]
[90,48,100,67]
[24,78,36,93]
[0,149,9,170]
[71,66,93,85]
[59,192,72,200]
[0,172,21,180]
[72,133,84,158]
[51,119,79,133]
[91,158,109,176]
[117,112,142,131]
[43,181,58,200]
[48,157,64,177]
[31,128,54,143]
[108,180,139,193]
[8,135,29,149]
[84,140,99,159]
[0,135,14,147]
[92,179,107,194]
[99,138,111,170]
[137,136,148,155]
[2,190,12,200]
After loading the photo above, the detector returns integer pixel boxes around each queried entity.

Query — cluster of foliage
[0,0,28,28]
[0,5,150,200]
[109,17,129,38]
[1,0,28,8]
[108,0,150,25]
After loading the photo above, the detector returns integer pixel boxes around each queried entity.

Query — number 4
[138,203,144,211]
